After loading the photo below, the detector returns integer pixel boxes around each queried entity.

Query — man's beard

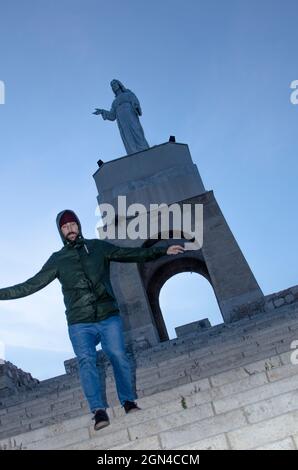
[67,232,78,239]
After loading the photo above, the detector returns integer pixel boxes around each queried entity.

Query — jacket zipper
[76,245,97,321]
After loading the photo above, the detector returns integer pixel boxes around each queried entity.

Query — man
[0,210,185,430]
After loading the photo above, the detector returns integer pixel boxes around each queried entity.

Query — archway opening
[142,253,224,342]
[159,272,223,340]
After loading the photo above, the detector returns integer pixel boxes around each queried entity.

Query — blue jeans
[68,315,137,412]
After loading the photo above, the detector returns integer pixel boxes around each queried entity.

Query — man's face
[61,222,79,242]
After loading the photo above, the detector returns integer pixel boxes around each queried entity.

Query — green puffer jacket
[0,210,168,325]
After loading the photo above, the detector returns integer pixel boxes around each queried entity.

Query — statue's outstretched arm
[101,107,116,121]
[93,104,116,121]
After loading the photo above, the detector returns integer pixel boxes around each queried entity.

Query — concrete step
[135,312,298,366]
[0,348,297,450]
[1,307,297,412]
[1,318,297,439]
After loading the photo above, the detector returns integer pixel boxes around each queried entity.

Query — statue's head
[110,79,126,95]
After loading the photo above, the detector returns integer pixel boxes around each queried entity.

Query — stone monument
[93,141,265,347]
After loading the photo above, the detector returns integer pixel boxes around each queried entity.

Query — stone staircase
[1,305,298,450]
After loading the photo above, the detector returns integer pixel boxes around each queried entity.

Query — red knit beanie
[59,211,78,228]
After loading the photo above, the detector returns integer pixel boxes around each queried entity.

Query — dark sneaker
[123,401,141,414]
[92,409,110,430]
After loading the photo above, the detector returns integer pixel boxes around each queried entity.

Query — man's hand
[93,108,103,115]
[166,245,185,255]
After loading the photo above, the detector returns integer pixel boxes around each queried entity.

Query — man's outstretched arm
[0,255,58,300]
[102,241,185,263]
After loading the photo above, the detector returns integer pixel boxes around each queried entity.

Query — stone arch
[139,233,220,342]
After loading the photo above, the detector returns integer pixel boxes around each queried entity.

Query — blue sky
[0,0,297,380]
